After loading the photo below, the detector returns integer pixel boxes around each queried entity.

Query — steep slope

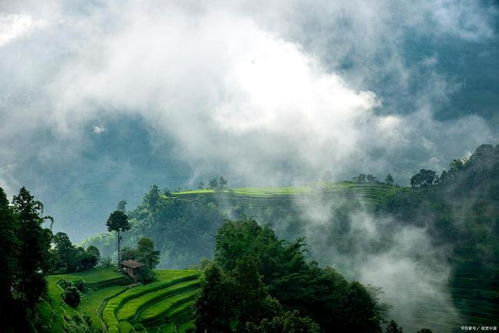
[39,268,200,333]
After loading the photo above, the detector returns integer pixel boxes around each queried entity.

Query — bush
[136,266,156,283]
[74,280,86,292]
[63,285,81,308]
[98,257,114,268]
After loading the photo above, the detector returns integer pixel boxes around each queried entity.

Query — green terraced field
[43,268,201,332]
[172,182,403,210]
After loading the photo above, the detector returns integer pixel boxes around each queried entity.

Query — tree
[208,178,219,190]
[198,181,205,189]
[353,174,367,183]
[410,169,438,187]
[106,210,130,265]
[50,233,99,273]
[385,320,403,333]
[144,185,161,208]
[416,329,432,333]
[86,245,100,264]
[52,232,77,272]
[219,176,228,190]
[366,174,377,183]
[12,187,52,308]
[137,237,160,269]
[385,174,394,185]
[195,264,235,333]
[212,218,385,332]
[231,256,276,326]
[0,188,18,327]
[121,247,139,261]
[247,310,320,333]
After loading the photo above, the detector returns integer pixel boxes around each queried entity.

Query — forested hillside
[85,143,499,331]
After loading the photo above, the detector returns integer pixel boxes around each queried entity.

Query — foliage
[380,144,499,326]
[137,237,160,269]
[12,187,53,308]
[198,218,385,332]
[63,284,81,308]
[353,173,379,184]
[106,209,130,265]
[385,320,403,333]
[195,264,235,332]
[50,232,100,273]
[207,176,228,190]
[410,169,437,187]
[121,247,139,261]
[0,188,18,329]
[136,266,156,283]
[86,245,101,263]
[98,257,114,268]
[245,310,320,333]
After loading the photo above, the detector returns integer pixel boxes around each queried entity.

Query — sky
[0,0,498,240]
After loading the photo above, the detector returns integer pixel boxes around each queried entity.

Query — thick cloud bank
[0,0,497,191]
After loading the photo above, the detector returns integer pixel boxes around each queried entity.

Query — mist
[1,1,497,196]
[291,192,459,331]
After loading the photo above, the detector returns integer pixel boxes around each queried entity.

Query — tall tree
[195,264,235,333]
[0,188,18,327]
[218,176,228,190]
[12,187,52,308]
[106,210,130,265]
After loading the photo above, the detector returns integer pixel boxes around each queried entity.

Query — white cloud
[0,13,46,47]
[0,0,495,188]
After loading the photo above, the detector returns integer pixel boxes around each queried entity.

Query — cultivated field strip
[100,270,200,332]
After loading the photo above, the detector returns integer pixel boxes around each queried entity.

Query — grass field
[43,268,201,332]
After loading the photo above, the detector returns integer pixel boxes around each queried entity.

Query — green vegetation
[81,143,499,332]
[2,143,494,332]
[0,187,53,332]
[49,231,100,274]
[101,269,199,332]
[106,210,131,265]
[379,144,499,328]
[39,268,200,332]
[195,218,386,332]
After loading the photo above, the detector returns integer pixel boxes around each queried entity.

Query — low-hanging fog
[291,192,459,331]
[1,0,498,329]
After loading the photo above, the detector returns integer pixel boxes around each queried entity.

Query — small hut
[121,259,144,281]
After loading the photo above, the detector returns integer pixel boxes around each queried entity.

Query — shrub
[63,285,81,308]
[137,266,156,283]
[98,256,114,268]
[74,280,86,292]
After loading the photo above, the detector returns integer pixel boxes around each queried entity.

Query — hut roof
[121,259,144,269]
